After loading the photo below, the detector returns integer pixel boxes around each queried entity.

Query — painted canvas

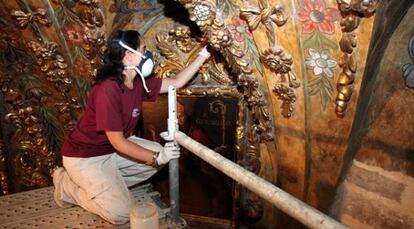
[142,95,239,222]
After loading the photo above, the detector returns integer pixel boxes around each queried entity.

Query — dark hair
[95,30,141,86]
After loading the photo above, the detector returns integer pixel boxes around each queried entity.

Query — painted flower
[305,48,337,77]
[63,26,83,45]
[298,0,340,34]
[12,61,32,73]
[133,1,146,10]
[75,59,93,77]
[0,30,19,50]
[228,16,253,42]
[109,3,116,13]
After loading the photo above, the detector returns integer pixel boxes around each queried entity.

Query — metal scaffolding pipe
[174,131,348,229]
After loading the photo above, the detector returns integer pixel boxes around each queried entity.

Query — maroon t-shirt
[61,78,162,157]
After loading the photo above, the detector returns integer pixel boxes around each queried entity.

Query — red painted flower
[75,59,93,77]
[0,30,19,50]
[109,3,116,13]
[228,16,253,42]
[63,26,83,45]
[298,0,340,34]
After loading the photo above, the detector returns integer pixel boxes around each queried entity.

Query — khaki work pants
[56,136,163,224]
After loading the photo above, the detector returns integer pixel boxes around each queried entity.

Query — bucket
[130,202,160,229]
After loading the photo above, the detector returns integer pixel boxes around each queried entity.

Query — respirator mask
[118,38,155,92]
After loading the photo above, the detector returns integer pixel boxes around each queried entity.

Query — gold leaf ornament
[11,9,50,28]
[261,46,292,74]
[240,0,287,44]
[189,3,214,27]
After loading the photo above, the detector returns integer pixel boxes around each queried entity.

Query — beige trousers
[56,136,163,224]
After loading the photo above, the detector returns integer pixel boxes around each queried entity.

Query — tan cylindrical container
[130,202,160,229]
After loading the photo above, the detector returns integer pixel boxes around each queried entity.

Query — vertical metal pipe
[166,86,180,223]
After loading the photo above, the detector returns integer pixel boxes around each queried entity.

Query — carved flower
[261,46,292,74]
[228,16,253,42]
[189,3,213,27]
[305,48,337,77]
[298,0,340,34]
[63,26,84,46]
[0,30,19,50]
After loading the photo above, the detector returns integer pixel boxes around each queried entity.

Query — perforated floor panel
[0,184,173,228]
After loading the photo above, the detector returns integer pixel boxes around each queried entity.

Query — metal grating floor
[0,183,173,229]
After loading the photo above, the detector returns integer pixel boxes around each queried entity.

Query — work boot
[53,167,74,208]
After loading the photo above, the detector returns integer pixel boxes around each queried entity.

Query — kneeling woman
[53,29,210,224]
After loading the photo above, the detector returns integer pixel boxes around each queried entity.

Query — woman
[53,29,210,224]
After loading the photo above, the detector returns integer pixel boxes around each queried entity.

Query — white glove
[156,142,180,165]
[199,46,211,59]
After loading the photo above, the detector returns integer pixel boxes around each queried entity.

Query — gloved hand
[199,46,211,59]
[156,142,180,165]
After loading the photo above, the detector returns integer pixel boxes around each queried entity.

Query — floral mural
[228,16,264,75]
[298,0,340,110]
[305,48,337,109]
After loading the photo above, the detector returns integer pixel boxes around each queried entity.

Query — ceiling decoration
[241,0,300,118]
[240,0,287,45]
[11,8,51,28]
[335,0,379,117]
[178,0,274,141]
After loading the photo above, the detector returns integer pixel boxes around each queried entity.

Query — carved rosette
[335,0,379,117]
[262,46,300,117]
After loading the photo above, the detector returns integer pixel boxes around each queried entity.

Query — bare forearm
[106,131,154,163]
[160,54,208,93]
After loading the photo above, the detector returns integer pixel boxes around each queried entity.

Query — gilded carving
[74,0,104,29]
[241,0,298,117]
[240,0,287,45]
[261,45,300,118]
[175,0,276,222]
[5,105,51,188]
[11,8,51,28]
[335,0,379,117]
[27,41,72,92]
[155,26,233,86]
[208,19,232,50]
[0,140,9,195]
[82,29,106,70]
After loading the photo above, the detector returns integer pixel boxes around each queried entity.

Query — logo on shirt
[132,108,140,118]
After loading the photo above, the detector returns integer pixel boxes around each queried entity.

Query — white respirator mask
[118,39,155,93]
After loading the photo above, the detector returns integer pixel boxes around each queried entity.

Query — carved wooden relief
[174,0,278,224]
[0,0,102,192]
[241,0,300,118]
[335,0,379,117]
